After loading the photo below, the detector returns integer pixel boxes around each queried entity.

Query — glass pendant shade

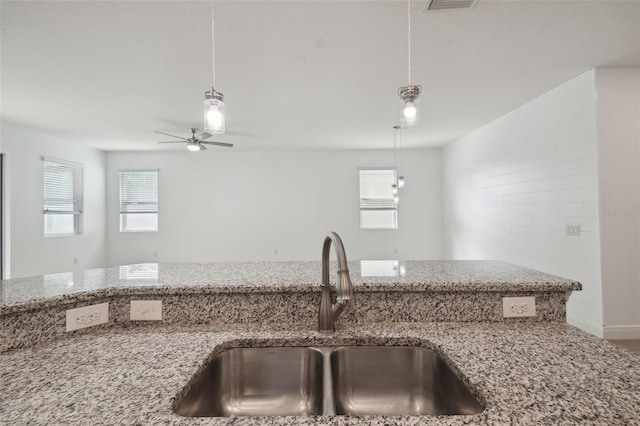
[187,143,201,152]
[398,176,405,188]
[204,89,225,134]
[404,101,417,120]
[400,98,420,127]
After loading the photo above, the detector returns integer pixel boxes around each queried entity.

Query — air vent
[425,0,478,12]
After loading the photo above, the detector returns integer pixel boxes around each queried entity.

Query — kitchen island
[2,260,638,424]
[2,322,639,425]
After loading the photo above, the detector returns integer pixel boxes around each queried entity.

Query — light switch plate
[566,224,581,236]
[66,302,109,332]
[502,297,536,318]
[130,300,163,321]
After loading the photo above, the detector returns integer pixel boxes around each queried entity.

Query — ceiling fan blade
[201,141,234,148]
[154,131,189,141]
[157,141,185,144]
[199,144,207,150]
[197,131,213,140]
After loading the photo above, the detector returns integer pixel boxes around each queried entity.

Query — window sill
[44,233,80,239]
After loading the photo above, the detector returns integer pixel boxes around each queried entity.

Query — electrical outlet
[502,297,536,318]
[66,302,109,332]
[130,300,163,321]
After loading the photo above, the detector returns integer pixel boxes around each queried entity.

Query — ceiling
[1,0,639,151]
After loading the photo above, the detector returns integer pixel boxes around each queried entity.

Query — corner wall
[595,67,640,338]
[0,122,107,278]
[442,71,603,335]
[106,149,443,265]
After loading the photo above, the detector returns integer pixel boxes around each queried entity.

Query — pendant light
[203,2,225,135]
[396,125,406,188]
[398,0,421,128]
[398,175,406,188]
[392,126,405,205]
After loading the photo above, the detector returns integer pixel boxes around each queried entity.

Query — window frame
[358,168,398,230]
[43,157,83,238]
[119,169,159,233]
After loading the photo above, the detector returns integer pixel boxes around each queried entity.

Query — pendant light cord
[393,126,399,169]
[211,2,216,88]
[398,126,402,170]
[407,0,411,86]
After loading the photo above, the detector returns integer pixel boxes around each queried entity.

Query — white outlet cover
[66,302,109,332]
[502,296,536,318]
[130,300,163,321]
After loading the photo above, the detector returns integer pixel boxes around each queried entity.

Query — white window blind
[359,169,398,229]
[119,170,158,232]
[43,158,83,237]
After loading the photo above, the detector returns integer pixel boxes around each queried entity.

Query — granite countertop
[0,260,581,313]
[1,321,638,425]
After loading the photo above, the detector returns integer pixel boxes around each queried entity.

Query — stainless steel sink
[174,347,324,417]
[330,346,484,416]
[174,345,484,417]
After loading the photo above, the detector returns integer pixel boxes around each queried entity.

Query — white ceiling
[1,0,639,151]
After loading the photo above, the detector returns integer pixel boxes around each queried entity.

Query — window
[359,169,398,229]
[43,158,83,237]
[119,170,158,232]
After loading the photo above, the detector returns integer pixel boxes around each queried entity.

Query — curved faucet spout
[318,232,354,333]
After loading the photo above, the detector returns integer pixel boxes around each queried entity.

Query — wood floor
[608,339,640,355]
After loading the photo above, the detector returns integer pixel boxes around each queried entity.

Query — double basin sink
[174,345,484,417]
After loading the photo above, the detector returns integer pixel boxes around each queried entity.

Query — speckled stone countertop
[0,260,580,313]
[1,322,638,425]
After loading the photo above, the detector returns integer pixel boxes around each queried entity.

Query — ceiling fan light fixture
[203,88,225,135]
[154,128,231,150]
[187,141,202,151]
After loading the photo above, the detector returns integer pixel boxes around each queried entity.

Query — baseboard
[567,314,640,339]
[567,313,604,338]
[603,324,640,340]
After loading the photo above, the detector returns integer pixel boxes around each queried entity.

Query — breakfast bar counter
[1,260,580,352]
[1,260,580,311]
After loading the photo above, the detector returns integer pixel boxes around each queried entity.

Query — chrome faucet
[318,232,354,333]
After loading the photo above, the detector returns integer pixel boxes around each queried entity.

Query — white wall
[0,122,107,278]
[106,149,442,265]
[442,71,603,335]
[595,68,640,337]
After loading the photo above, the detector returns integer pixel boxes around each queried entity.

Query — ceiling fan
[155,128,233,151]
